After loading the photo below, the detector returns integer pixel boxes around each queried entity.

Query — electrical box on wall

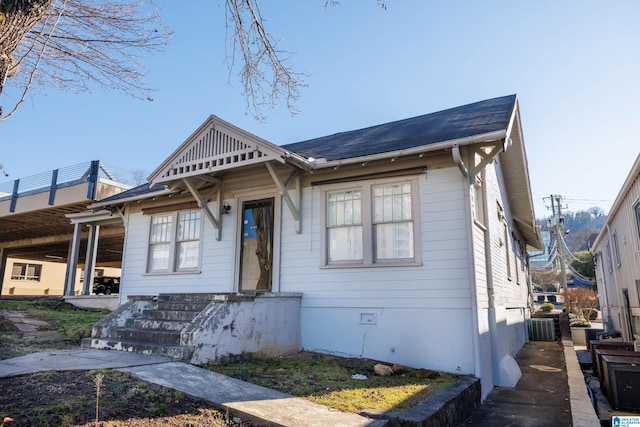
[360,313,376,325]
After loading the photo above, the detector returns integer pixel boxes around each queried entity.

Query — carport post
[0,248,7,295]
[82,224,100,295]
[63,223,83,296]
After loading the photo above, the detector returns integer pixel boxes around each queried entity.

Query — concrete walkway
[0,349,386,427]
[0,316,601,427]
[460,316,600,427]
[460,340,572,426]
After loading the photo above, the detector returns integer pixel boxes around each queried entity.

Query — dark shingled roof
[95,95,517,205]
[281,94,517,162]
[94,182,167,205]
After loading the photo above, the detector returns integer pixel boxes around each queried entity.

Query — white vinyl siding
[592,158,640,343]
[121,205,236,299]
[280,168,470,374]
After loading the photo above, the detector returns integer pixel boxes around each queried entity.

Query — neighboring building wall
[593,156,640,342]
[2,257,120,296]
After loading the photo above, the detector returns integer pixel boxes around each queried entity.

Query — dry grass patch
[205,352,459,413]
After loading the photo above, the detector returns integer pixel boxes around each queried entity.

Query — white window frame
[146,209,203,274]
[10,262,42,281]
[635,201,640,249]
[504,223,512,281]
[612,230,622,267]
[472,180,486,228]
[320,177,421,267]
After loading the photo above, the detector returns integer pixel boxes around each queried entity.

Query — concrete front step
[110,327,182,345]
[131,318,190,331]
[158,293,226,302]
[83,337,194,361]
[87,293,272,362]
[142,309,202,322]
[156,301,210,312]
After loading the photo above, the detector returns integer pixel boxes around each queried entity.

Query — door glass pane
[240,199,274,292]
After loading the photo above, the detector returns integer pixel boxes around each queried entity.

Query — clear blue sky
[1,0,638,219]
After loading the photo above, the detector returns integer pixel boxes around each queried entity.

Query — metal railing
[0,161,132,209]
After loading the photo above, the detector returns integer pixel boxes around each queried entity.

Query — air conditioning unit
[590,341,634,383]
[530,318,555,341]
[593,349,639,390]
[601,354,640,411]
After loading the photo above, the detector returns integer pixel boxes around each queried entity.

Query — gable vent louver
[158,126,272,182]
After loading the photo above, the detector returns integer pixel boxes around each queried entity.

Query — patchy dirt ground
[0,312,254,427]
[0,303,455,426]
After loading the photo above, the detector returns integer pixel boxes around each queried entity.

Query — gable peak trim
[149,116,287,186]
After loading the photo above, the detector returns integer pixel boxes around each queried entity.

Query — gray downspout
[479,169,501,385]
[453,145,484,392]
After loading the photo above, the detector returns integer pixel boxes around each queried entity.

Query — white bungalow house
[592,154,640,344]
[77,95,542,399]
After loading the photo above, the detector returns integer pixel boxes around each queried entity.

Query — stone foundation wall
[363,376,481,426]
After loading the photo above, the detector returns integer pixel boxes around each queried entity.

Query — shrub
[540,303,555,312]
[563,288,599,322]
[570,319,591,328]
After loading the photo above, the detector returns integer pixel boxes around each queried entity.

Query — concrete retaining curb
[562,339,600,426]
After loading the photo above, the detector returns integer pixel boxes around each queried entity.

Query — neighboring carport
[0,161,130,296]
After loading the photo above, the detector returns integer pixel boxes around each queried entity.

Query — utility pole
[553,194,568,295]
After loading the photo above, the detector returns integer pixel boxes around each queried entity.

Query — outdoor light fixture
[221,201,231,215]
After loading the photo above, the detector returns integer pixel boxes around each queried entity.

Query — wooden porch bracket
[182,177,224,241]
[265,162,302,234]
[468,139,509,179]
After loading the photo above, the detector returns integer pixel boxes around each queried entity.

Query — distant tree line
[532,207,605,291]
[537,206,607,253]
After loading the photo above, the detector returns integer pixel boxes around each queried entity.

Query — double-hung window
[323,178,419,266]
[147,210,202,273]
[11,263,42,281]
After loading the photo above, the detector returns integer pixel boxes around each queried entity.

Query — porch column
[63,223,83,296]
[0,247,7,295]
[82,224,100,295]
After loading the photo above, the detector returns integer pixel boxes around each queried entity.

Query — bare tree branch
[1,0,66,121]
[1,1,385,122]
[225,0,306,121]
[0,0,172,120]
